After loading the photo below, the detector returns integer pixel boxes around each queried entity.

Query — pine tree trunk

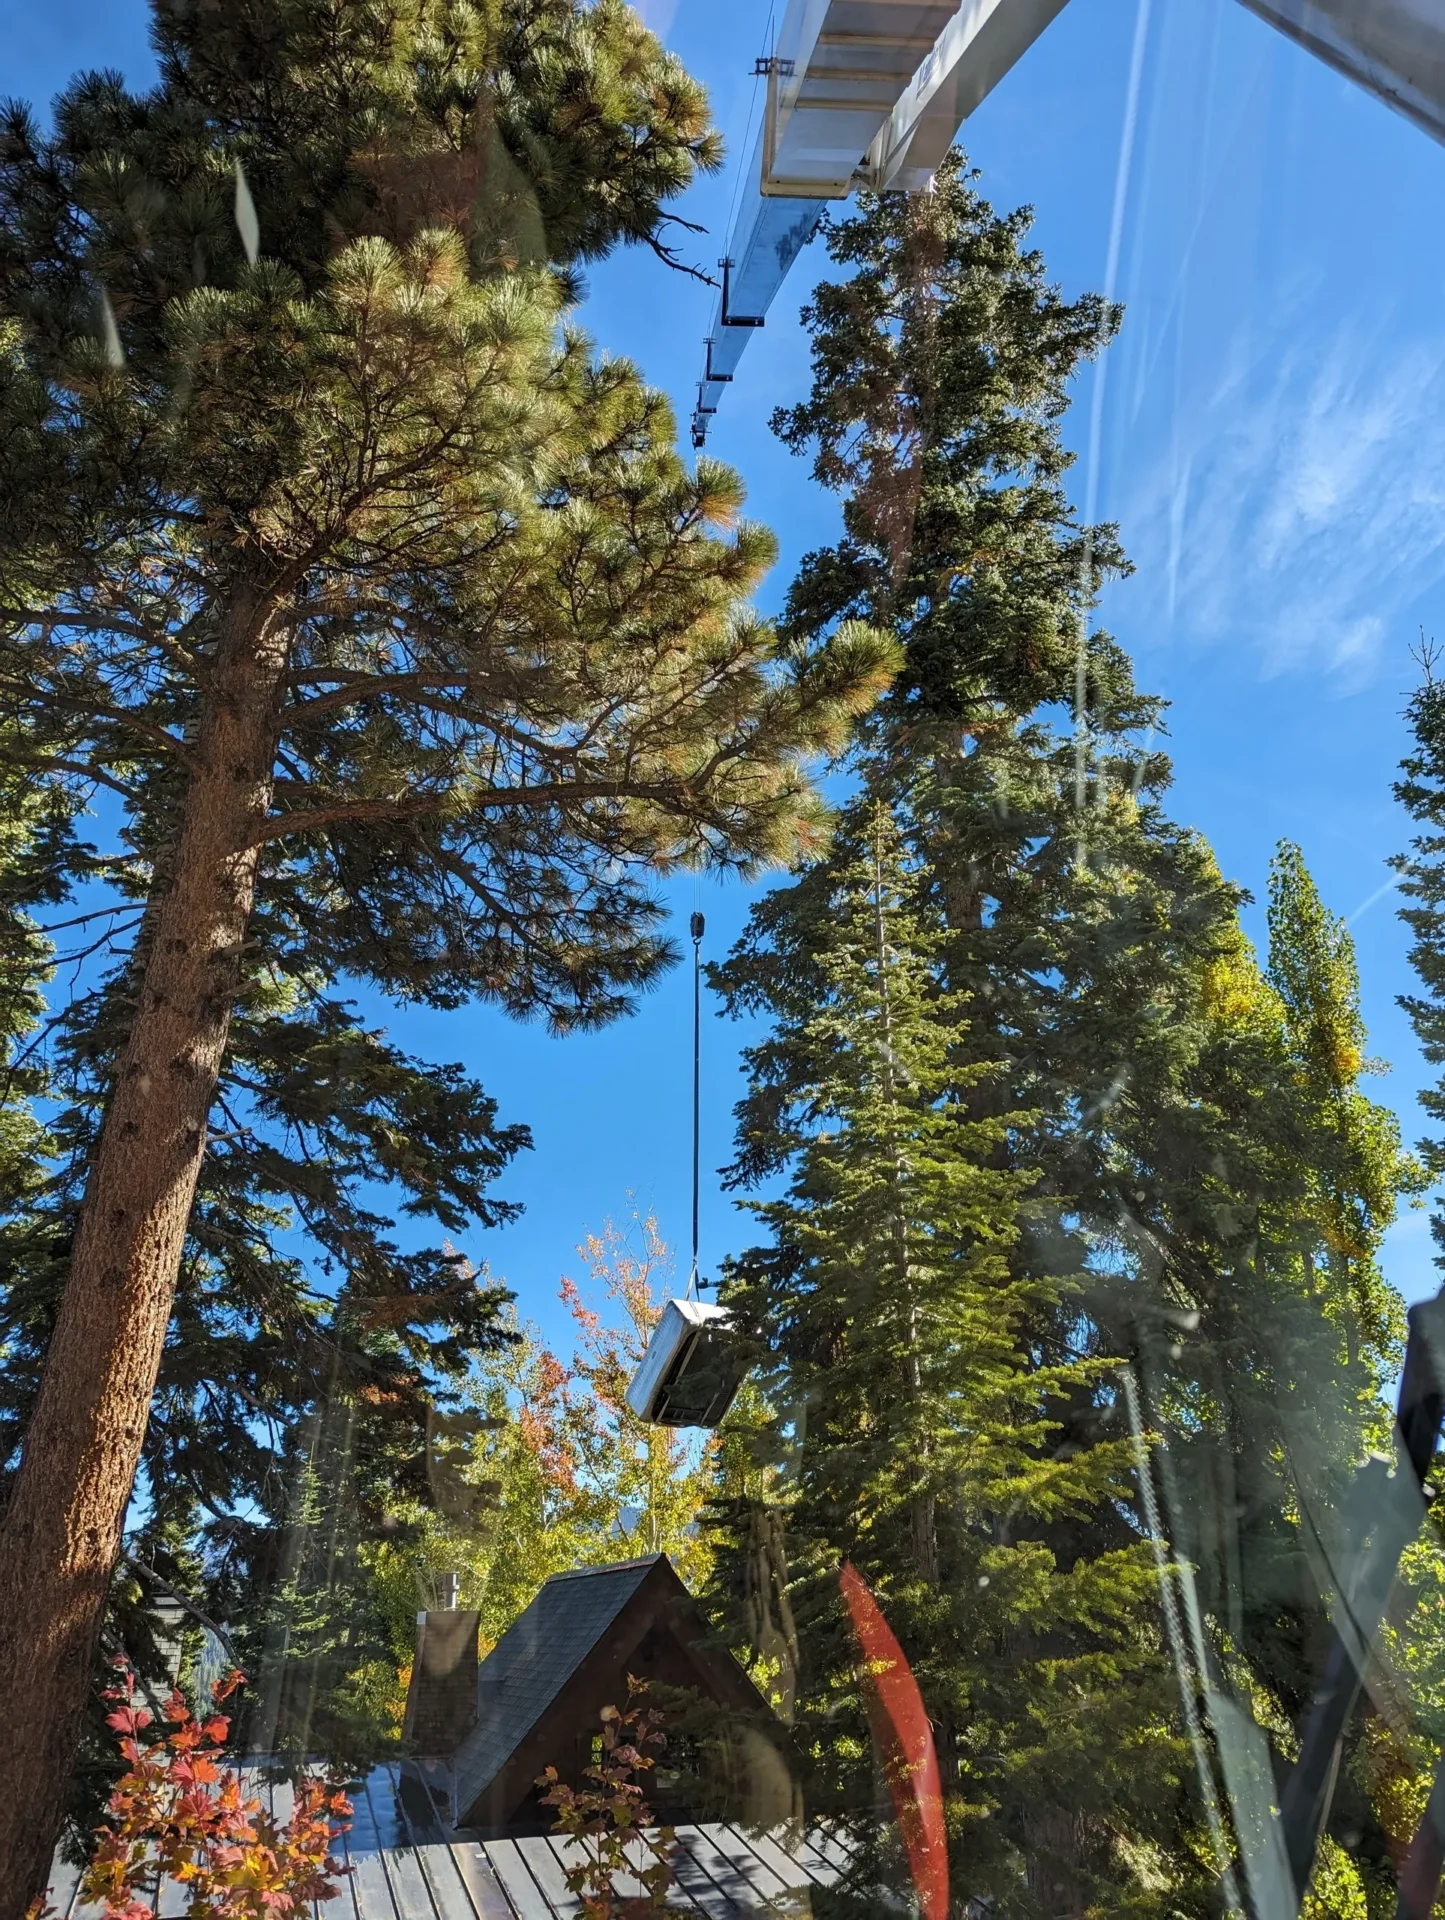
[870,819,941,1589]
[1023,1804,1091,1918]
[0,588,287,1916]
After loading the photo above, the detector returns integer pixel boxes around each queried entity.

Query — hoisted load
[626,912,748,1429]
[625,1297,745,1428]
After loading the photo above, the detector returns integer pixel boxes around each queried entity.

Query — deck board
[788,1830,843,1881]
[796,1823,855,1873]
[618,1833,713,1915]
[367,1771,442,1920]
[236,1765,272,1822]
[675,1826,792,1909]
[348,1844,401,1920]
[414,1843,486,1920]
[447,1842,518,1920]
[381,1841,442,1920]
[549,1831,655,1905]
[718,1824,826,1891]
[513,1838,583,1916]
[332,1823,366,1920]
[665,1828,752,1918]
[482,1839,555,1920]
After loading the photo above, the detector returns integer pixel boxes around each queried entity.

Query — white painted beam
[765,0,962,196]
[690,113,827,444]
[690,0,1445,445]
[866,0,1070,190]
[694,0,965,441]
[692,0,1070,443]
[1238,0,1445,144]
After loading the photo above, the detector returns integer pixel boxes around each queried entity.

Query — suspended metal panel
[1239,0,1445,144]
[625,1298,745,1428]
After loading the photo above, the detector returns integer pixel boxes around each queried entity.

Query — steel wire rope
[687,897,704,1296]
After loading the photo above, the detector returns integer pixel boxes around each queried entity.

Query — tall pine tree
[0,0,894,1892]
[713,805,1193,1915]
[710,156,1418,1914]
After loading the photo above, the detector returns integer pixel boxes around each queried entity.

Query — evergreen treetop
[772,152,1125,724]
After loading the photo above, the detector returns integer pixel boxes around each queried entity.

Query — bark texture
[0,591,286,1915]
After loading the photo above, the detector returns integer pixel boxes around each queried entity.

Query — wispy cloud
[1113,318,1445,683]
[1347,871,1400,926]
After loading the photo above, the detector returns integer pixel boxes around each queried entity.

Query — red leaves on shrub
[28,1662,350,1920]
[537,1677,687,1918]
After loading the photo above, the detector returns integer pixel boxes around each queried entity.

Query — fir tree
[714,807,1201,1916]
[704,164,1215,1914]
[0,1,895,1892]
[714,807,1208,1918]
[771,149,1123,723]
[1395,660,1445,1262]
[711,155,1419,1914]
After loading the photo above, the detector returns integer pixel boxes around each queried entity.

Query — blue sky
[8,0,1445,1337]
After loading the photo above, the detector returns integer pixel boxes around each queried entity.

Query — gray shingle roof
[451,1555,663,1809]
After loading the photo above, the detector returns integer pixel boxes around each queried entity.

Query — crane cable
[688,909,705,1298]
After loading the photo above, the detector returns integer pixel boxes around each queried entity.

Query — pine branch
[0,678,196,766]
[0,750,135,799]
[640,224,719,288]
[246,773,753,847]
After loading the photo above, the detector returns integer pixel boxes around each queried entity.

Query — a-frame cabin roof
[451,1556,661,1809]
[451,1553,780,1837]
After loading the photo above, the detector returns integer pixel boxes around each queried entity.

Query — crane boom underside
[689,0,1445,449]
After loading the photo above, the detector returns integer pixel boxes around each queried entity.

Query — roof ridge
[547,1554,667,1583]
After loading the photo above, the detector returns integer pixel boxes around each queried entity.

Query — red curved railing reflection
[838,1561,948,1920]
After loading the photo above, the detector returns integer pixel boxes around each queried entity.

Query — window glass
[3,4,1445,1918]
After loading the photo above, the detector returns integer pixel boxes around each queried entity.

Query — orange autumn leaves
[29,1665,350,1920]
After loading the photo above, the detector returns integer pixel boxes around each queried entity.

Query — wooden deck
[45,1761,847,1919]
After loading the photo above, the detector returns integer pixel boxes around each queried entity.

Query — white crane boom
[689,0,1445,448]
[866,0,1071,192]
[1240,0,1445,144]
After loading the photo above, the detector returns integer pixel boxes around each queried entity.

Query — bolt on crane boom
[690,0,1445,449]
